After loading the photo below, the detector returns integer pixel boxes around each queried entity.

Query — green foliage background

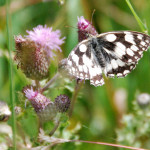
[0,0,150,149]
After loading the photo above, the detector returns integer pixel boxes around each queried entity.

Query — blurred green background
[0,0,150,149]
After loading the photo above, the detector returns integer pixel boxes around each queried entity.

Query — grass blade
[126,0,148,33]
[6,0,16,149]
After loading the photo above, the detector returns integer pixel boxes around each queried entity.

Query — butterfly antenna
[90,9,96,24]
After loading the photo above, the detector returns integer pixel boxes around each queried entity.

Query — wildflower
[23,87,57,122]
[136,93,150,108]
[54,94,70,113]
[26,25,65,58]
[77,16,98,42]
[15,25,65,80]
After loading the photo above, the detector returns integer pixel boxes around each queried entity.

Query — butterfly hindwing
[67,31,150,86]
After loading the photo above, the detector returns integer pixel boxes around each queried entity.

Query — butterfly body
[67,31,150,86]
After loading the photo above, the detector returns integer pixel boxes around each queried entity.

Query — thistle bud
[77,16,98,42]
[23,87,57,122]
[54,94,70,113]
[15,36,50,80]
[15,25,65,80]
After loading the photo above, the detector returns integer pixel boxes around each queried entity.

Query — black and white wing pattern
[67,31,150,86]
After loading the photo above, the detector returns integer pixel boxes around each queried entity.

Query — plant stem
[41,73,60,92]
[35,80,40,89]
[104,78,121,126]
[6,0,16,149]
[126,0,147,33]
[69,140,147,150]
[68,80,84,117]
[49,119,60,136]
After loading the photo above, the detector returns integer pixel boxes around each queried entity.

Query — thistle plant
[13,17,93,142]
[14,25,72,136]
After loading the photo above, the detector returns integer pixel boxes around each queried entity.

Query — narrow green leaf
[126,0,148,33]
[6,0,16,149]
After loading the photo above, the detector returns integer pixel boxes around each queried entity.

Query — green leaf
[126,0,148,33]
[0,0,6,6]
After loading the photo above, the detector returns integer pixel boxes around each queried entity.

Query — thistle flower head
[26,25,65,58]
[77,16,90,31]
[77,16,98,42]
[23,86,57,122]
[15,25,65,80]
[54,94,70,113]
[24,87,51,112]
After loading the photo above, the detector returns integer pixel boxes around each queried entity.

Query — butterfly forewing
[67,31,150,86]
[97,31,150,78]
[99,31,150,63]
[67,40,105,86]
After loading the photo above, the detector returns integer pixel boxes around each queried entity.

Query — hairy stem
[49,120,60,136]
[41,73,60,92]
[68,80,84,117]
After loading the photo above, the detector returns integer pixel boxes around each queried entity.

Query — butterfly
[67,31,150,86]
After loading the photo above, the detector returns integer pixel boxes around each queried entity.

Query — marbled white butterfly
[67,31,150,86]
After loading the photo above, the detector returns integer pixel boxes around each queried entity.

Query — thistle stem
[68,80,84,117]
[41,73,60,92]
[35,80,40,89]
[49,119,60,136]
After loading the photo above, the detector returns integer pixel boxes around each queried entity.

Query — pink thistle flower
[15,25,65,80]
[26,25,65,58]
[23,87,57,123]
[24,87,51,112]
[77,16,98,42]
